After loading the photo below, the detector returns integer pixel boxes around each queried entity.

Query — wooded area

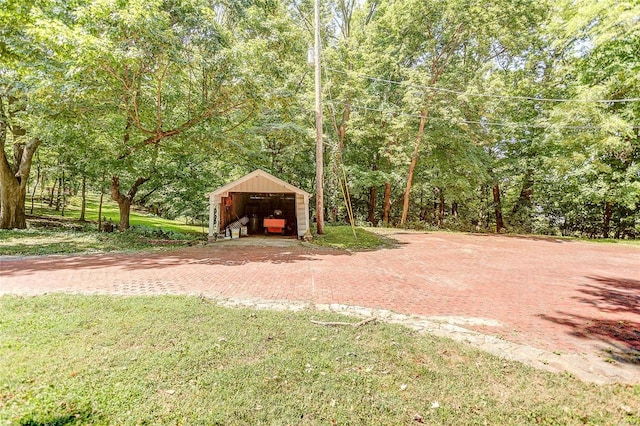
[1,0,638,238]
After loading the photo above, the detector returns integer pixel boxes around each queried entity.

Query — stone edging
[214,296,639,385]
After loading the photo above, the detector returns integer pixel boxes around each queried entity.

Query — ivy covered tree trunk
[111,175,150,231]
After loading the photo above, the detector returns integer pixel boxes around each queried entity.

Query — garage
[208,169,310,240]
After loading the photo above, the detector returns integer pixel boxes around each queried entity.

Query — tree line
[1,0,638,238]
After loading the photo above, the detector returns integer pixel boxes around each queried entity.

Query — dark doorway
[223,192,297,236]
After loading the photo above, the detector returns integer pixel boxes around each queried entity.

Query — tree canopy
[1,0,638,238]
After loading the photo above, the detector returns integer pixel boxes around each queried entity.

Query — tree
[69,0,262,230]
[359,0,548,225]
[0,0,76,228]
[534,0,640,237]
[0,95,41,228]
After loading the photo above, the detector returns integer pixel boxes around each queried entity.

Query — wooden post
[314,0,324,234]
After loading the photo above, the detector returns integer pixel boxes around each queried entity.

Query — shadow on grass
[539,276,640,364]
[0,244,352,277]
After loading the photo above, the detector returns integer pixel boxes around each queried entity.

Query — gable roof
[209,169,310,198]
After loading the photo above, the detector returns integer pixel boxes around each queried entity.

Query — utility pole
[314,0,324,234]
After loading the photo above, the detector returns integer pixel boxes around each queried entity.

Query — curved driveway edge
[1,231,639,384]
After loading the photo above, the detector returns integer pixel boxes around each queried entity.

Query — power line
[326,101,640,131]
[325,67,640,104]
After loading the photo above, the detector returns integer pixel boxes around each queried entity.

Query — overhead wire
[322,67,640,131]
[325,101,640,131]
[325,66,640,104]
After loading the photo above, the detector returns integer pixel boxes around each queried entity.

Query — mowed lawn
[1,295,638,425]
[29,193,204,234]
[1,194,206,256]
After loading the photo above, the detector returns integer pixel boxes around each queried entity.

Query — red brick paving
[1,232,639,362]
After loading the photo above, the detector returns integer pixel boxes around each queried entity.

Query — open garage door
[221,192,297,236]
[208,170,310,239]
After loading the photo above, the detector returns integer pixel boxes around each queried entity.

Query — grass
[575,236,640,246]
[29,193,204,234]
[0,194,207,256]
[1,295,638,425]
[311,225,395,251]
[0,226,201,256]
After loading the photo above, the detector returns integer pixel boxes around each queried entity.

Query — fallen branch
[310,317,377,328]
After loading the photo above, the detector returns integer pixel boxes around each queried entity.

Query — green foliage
[126,225,195,241]
[3,0,638,238]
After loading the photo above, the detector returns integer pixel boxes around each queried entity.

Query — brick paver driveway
[2,231,639,377]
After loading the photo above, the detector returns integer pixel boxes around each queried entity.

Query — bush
[127,225,193,241]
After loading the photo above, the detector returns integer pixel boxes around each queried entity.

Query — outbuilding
[208,169,310,239]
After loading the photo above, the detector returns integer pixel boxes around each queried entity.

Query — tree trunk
[401,109,428,225]
[111,175,150,231]
[80,174,87,221]
[30,159,40,214]
[117,199,132,230]
[509,171,534,232]
[477,186,486,231]
[337,102,350,156]
[437,189,445,227]
[55,176,62,211]
[98,178,105,231]
[0,97,41,229]
[603,201,612,238]
[368,186,377,225]
[493,184,504,233]
[39,171,45,211]
[328,101,352,228]
[60,171,65,217]
[0,178,26,229]
[383,182,391,226]
[511,170,533,209]
[49,176,57,207]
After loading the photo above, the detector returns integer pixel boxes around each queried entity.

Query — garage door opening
[208,169,310,240]
[221,192,297,236]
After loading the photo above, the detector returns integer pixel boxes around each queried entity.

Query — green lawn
[29,193,204,234]
[0,194,207,256]
[0,226,201,256]
[1,295,638,425]
[311,225,395,250]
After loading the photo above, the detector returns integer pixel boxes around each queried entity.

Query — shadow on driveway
[539,276,640,364]
[0,245,350,277]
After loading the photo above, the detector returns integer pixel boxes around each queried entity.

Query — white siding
[295,193,308,237]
